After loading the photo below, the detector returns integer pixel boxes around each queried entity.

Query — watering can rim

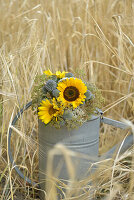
[38,114,100,127]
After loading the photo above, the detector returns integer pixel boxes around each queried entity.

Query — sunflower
[44,70,67,78]
[57,78,87,108]
[38,98,63,124]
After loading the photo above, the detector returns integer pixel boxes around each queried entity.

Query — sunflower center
[49,106,57,115]
[63,86,79,101]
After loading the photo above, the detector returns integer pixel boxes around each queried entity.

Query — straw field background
[0,0,134,199]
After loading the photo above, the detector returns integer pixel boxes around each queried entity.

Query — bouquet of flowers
[31,70,104,129]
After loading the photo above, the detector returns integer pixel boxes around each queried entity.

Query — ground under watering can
[8,101,133,199]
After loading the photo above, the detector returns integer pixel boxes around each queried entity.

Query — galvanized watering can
[8,101,133,199]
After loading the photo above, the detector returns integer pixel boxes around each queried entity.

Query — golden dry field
[0,0,134,199]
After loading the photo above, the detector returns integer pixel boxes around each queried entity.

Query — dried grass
[0,0,134,199]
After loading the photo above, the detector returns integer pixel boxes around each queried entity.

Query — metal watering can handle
[101,116,129,129]
[8,101,38,187]
[101,115,133,157]
[8,102,131,187]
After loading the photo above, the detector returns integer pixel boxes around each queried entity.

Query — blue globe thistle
[45,80,57,92]
[52,89,60,97]
[85,90,94,100]
[65,72,74,78]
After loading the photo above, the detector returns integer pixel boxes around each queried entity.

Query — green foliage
[31,74,47,112]
[65,116,83,130]
[83,82,105,120]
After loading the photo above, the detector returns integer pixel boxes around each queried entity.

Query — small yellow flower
[38,98,63,124]
[57,78,87,108]
[44,69,67,78]
[44,70,53,76]
[55,71,66,78]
